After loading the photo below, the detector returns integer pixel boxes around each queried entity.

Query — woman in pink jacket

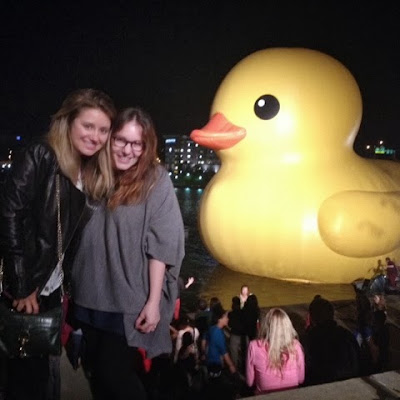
[246,308,305,394]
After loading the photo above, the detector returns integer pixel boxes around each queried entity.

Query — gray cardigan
[72,166,185,358]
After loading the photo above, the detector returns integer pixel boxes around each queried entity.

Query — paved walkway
[61,294,400,399]
[245,370,400,400]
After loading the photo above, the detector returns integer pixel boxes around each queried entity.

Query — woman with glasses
[71,107,185,400]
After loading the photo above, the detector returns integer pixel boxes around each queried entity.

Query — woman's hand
[135,300,160,333]
[12,288,39,314]
[135,259,166,334]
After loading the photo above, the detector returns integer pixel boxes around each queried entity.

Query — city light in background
[1,134,399,185]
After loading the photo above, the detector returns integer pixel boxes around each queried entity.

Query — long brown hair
[108,107,159,208]
[47,88,116,199]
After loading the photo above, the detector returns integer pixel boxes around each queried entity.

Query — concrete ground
[245,370,400,400]
[61,294,400,399]
[61,351,90,400]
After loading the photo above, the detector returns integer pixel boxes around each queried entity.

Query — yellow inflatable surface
[190,48,400,283]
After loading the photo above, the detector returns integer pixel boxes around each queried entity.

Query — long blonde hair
[258,308,299,373]
[108,107,159,208]
[47,88,116,199]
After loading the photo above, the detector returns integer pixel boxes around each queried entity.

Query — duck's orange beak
[190,113,246,150]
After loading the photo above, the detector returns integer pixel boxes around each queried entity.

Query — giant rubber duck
[190,48,400,283]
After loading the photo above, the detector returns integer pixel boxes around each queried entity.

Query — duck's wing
[318,191,400,257]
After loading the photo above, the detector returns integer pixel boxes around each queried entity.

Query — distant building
[0,133,26,159]
[1,133,222,187]
[360,140,397,160]
[0,149,13,183]
[162,135,220,187]
[0,134,29,182]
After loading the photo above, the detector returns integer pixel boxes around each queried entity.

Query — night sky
[2,1,400,152]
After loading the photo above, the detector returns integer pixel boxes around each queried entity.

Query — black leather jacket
[0,140,89,298]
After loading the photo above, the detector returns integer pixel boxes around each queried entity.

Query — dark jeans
[81,324,147,400]
[46,355,60,400]
[6,357,49,400]
[205,367,240,400]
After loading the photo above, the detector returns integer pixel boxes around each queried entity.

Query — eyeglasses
[112,136,143,151]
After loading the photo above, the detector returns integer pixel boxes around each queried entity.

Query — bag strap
[0,257,3,293]
[56,174,64,296]
[193,327,197,350]
[56,174,62,263]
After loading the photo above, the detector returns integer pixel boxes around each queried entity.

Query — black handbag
[0,296,62,358]
[0,175,64,358]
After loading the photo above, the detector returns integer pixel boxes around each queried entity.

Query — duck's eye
[254,95,280,120]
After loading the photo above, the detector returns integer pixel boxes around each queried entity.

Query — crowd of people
[0,87,394,400]
[131,280,390,400]
[369,257,400,293]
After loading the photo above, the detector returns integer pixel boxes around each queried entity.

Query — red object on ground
[174,298,181,321]
[138,348,152,373]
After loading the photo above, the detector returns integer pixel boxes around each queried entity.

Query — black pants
[6,357,49,400]
[5,290,61,400]
[81,324,147,400]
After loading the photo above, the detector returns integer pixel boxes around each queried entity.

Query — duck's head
[191,48,362,165]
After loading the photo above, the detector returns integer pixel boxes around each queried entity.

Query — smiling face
[69,107,111,156]
[111,121,144,171]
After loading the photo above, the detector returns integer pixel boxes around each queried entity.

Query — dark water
[175,188,355,311]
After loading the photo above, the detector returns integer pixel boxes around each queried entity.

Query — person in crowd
[302,295,360,385]
[175,331,200,394]
[173,276,195,321]
[194,297,209,332]
[242,294,260,342]
[200,298,221,363]
[354,286,375,375]
[370,294,390,372]
[204,304,247,400]
[370,259,385,278]
[228,296,245,373]
[204,305,237,397]
[209,296,221,310]
[194,297,211,362]
[246,308,305,394]
[0,88,116,400]
[71,107,185,400]
[239,285,251,309]
[173,314,200,363]
[205,304,236,377]
[207,296,222,326]
[385,257,398,290]
[177,331,199,371]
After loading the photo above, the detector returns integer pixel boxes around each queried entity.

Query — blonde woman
[0,88,116,400]
[246,308,305,394]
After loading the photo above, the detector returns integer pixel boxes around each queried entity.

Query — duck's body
[191,48,400,283]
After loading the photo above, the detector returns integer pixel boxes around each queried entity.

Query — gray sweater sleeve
[145,167,185,273]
